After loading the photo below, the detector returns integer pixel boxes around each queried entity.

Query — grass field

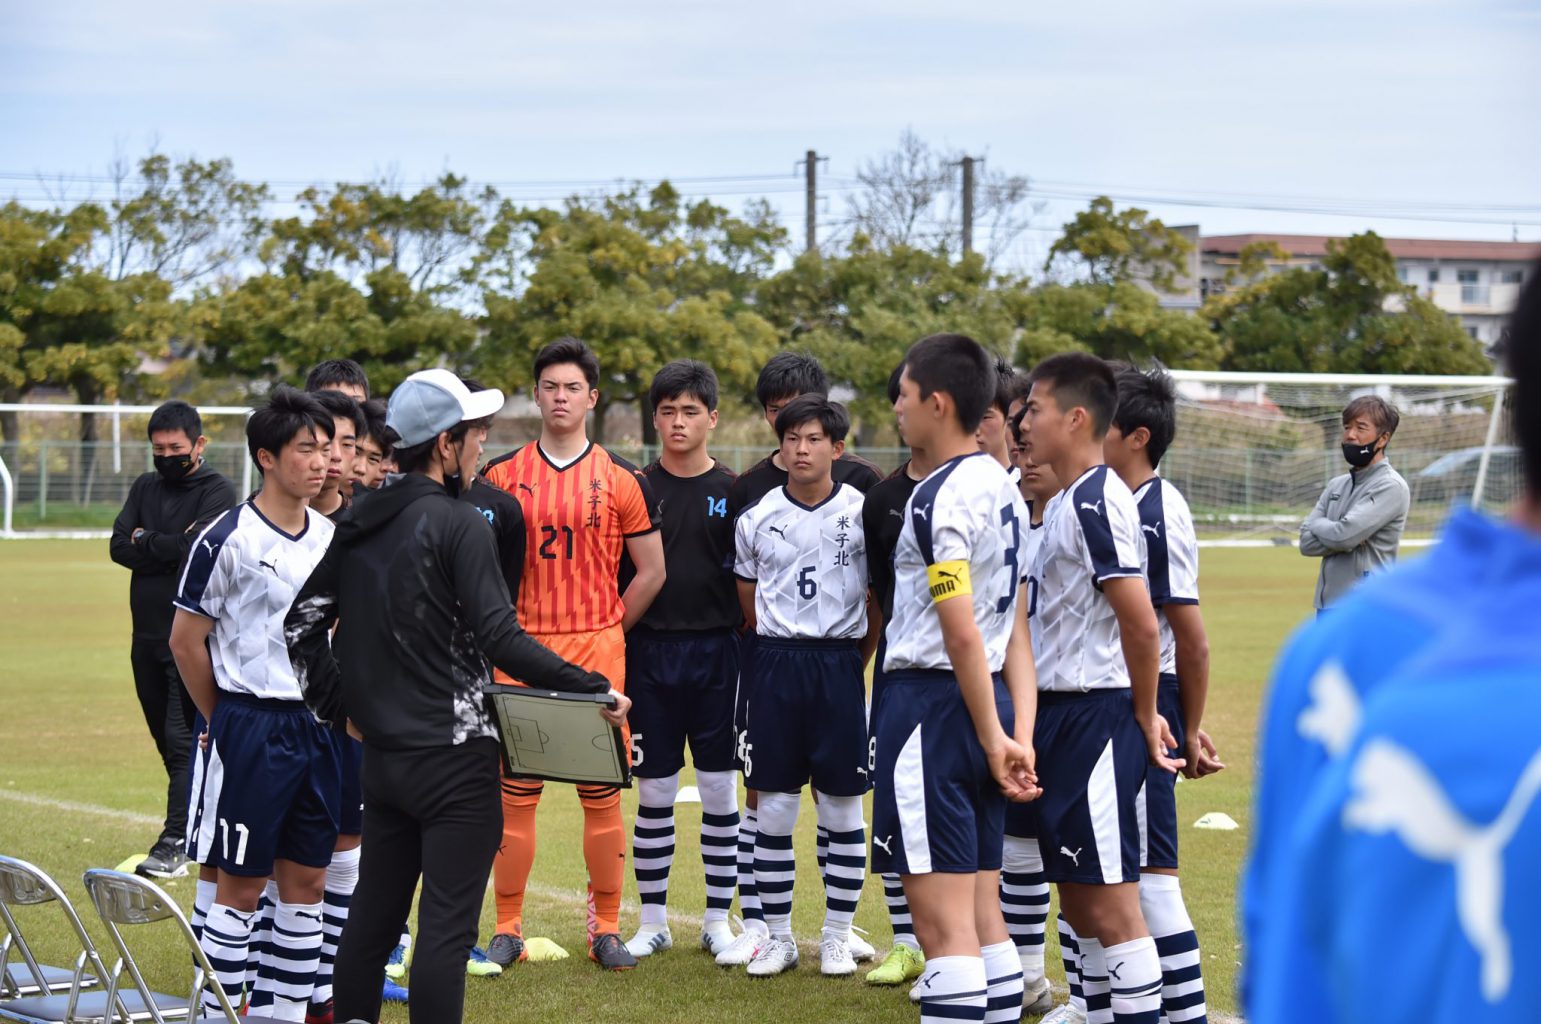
[0,539,1324,1022]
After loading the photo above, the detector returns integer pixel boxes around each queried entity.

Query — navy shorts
[185,711,213,864]
[1032,689,1147,885]
[744,637,868,797]
[871,670,1007,875]
[191,693,343,876]
[339,732,364,836]
[734,632,757,773]
[1139,674,1185,869]
[626,629,740,778]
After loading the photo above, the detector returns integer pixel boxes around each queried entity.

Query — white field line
[0,788,1244,1022]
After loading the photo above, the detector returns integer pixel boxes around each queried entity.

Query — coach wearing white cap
[286,368,630,1024]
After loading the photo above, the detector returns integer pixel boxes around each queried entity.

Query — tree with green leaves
[1017,280,1226,369]
[1045,196,1192,290]
[1210,231,1491,375]
[476,183,784,444]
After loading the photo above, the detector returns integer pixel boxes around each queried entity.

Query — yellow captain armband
[927,560,973,603]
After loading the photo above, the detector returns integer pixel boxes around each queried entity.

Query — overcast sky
[4,0,1537,271]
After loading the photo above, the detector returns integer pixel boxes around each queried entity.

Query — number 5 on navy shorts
[870,670,1005,875]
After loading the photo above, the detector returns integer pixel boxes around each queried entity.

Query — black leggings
[333,738,502,1024]
[129,638,196,844]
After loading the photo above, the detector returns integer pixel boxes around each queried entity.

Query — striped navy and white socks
[312,846,359,1008]
[1001,835,1050,982]
[882,873,916,949]
[256,900,324,1020]
[1080,936,1113,1024]
[981,939,1025,1024]
[1058,912,1087,1016]
[918,955,988,1024]
[632,775,678,928]
[696,770,740,926]
[737,805,767,934]
[245,880,277,998]
[200,903,255,1015]
[1140,873,1208,1023]
[753,792,799,939]
[814,796,865,939]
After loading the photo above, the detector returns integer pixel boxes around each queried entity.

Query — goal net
[1164,370,1517,544]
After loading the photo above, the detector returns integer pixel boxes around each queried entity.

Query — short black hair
[903,333,995,433]
[756,351,829,408]
[775,393,850,444]
[886,362,905,406]
[247,385,334,473]
[991,356,1020,416]
[393,437,436,474]
[308,388,366,438]
[1028,352,1119,438]
[534,337,600,390]
[147,400,201,441]
[650,359,720,412]
[1111,365,1179,469]
[1342,395,1400,438]
[305,359,369,397]
[1504,259,1539,490]
[1009,405,1028,446]
[358,398,391,451]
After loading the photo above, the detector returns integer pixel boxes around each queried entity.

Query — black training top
[622,459,741,634]
[861,461,920,623]
[109,464,239,639]
[462,476,526,599]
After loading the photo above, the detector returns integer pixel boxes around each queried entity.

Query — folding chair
[0,858,98,998]
[0,855,169,1023]
[81,870,281,1024]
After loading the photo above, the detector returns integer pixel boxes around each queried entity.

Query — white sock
[697,770,740,926]
[1104,936,1162,1023]
[200,903,255,1014]
[256,900,323,1020]
[753,792,799,940]
[981,938,1025,1024]
[918,954,988,1024]
[1140,873,1207,1023]
[1001,835,1048,981]
[191,878,217,940]
[1080,936,1112,1024]
[633,774,678,928]
[313,847,359,1005]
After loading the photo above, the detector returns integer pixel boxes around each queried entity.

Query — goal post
[1164,369,1517,545]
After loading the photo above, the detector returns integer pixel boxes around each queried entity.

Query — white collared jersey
[1022,499,1049,614]
[1133,476,1200,675]
[884,453,1030,674]
[1028,465,1145,692]
[175,502,334,701]
[733,483,868,640]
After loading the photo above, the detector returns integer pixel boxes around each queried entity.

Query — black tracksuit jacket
[284,472,608,750]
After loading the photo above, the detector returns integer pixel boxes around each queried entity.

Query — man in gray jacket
[1300,396,1410,610]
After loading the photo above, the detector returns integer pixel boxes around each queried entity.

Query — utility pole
[804,150,818,253]
[960,156,980,256]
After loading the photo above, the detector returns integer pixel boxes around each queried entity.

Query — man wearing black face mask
[109,399,239,877]
[1299,396,1410,612]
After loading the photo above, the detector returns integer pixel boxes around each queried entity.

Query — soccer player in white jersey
[169,386,341,1020]
[1103,364,1224,1024]
[873,332,1039,1024]
[733,394,876,978]
[1018,352,1182,1024]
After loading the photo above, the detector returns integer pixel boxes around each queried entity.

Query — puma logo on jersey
[518,483,536,496]
[200,538,218,558]
[873,835,893,855]
[767,525,788,539]
[1142,522,1161,538]
[1346,740,1541,1002]
[1079,500,1103,515]
[1298,661,1360,758]
[1060,846,1082,866]
[257,559,279,574]
[888,508,904,519]
[912,506,929,520]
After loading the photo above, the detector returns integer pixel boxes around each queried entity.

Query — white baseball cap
[387,369,505,448]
